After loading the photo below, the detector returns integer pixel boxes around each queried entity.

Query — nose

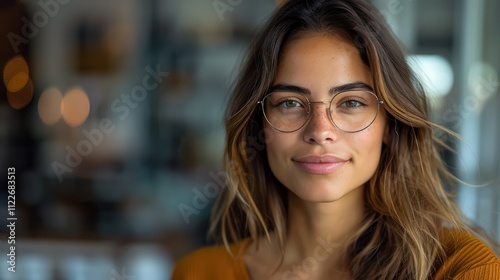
[302,102,339,145]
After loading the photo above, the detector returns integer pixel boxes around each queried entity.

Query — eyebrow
[268,81,374,95]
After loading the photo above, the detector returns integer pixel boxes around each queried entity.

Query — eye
[278,99,303,108]
[340,100,365,108]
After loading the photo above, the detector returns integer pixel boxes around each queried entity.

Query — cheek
[347,116,385,153]
[353,121,386,161]
[265,128,284,159]
[264,126,296,173]
[262,123,278,149]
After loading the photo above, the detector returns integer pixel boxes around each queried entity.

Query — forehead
[274,33,372,91]
[283,31,358,55]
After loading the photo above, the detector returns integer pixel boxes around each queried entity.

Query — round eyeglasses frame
[257,91,384,133]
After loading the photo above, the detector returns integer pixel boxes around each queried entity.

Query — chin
[289,183,360,203]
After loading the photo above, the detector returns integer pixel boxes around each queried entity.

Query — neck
[281,186,366,274]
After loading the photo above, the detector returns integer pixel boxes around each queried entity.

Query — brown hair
[209,0,495,279]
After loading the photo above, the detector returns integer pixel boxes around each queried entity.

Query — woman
[172,0,500,279]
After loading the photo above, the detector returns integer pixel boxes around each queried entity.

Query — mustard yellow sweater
[172,230,500,279]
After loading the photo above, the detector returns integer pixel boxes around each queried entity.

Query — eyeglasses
[257,90,384,133]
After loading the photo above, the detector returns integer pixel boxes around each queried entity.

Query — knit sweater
[172,229,500,279]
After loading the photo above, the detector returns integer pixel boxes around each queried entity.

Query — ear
[383,119,391,145]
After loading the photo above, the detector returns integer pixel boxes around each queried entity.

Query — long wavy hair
[209,0,490,279]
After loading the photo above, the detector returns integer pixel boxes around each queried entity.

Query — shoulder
[433,228,500,279]
[171,238,251,280]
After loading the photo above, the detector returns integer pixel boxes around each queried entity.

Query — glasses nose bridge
[308,100,331,111]
[307,100,331,114]
[309,100,331,105]
[305,100,333,127]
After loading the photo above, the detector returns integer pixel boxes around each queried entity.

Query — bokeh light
[38,87,63,125]
[61,87,90,127]
[3,55,29,92]
[468,63,498,100]
[7,71,30,92]
[409,55,454,97]
[7,78,34,109]
[3,55,34,109]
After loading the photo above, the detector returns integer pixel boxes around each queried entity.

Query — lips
[292,155,349,174]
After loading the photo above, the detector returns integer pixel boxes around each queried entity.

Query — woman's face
[265,33,389,203]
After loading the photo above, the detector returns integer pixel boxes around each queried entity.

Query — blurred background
[0,0,498,279]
